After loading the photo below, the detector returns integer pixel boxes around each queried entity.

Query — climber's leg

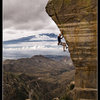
[62,42,68,49]
[63,45,66,51]
[58,42,62,45]
[62,42,66,51]
[66,45,68,49]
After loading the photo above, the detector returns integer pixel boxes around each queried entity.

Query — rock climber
[57,31,68,51]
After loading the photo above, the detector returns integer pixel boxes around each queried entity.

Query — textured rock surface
[46,0,97,100]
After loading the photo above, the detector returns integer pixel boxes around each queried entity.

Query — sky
[3,0,70,59]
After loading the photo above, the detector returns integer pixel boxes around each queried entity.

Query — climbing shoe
[66,46,68,49]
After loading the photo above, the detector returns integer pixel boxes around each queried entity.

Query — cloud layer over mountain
[3,33,69,60]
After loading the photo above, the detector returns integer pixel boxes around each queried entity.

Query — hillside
[3,55,75,100]
[3,55,75,83]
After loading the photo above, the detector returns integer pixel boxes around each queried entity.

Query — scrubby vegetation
[3,55,75,100]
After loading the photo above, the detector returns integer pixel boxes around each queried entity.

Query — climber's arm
[60,31,64,39]
[60,35,64,39]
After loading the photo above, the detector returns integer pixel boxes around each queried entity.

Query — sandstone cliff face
[46,0,97,100]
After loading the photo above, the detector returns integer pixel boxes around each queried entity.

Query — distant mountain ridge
[44,55,70,61]
[3,35,36,44]
[39,33,57,38]
[3,33,57,45]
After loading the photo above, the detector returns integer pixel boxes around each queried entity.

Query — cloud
[3,0,69,60]
[3,0,58,31]
[3,0,60,41]
[3,43,69,60]
[3,37,69,60]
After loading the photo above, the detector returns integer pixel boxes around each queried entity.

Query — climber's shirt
[58,35,63,44]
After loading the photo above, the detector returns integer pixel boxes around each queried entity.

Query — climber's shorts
[58,42,66,46]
